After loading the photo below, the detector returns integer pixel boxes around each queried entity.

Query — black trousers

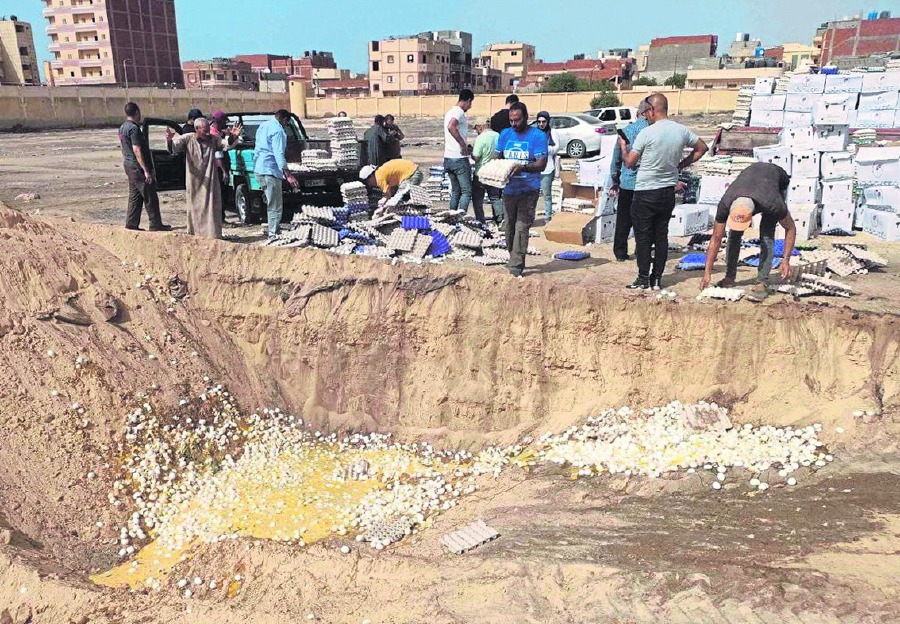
[125,166,163,229]
[614,188,634,260]
[631,186,676,280]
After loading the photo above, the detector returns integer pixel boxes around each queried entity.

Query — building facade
[425,30,472,92]
[525,57,634,88]
[643,35,719,84]
[42,0,182,87]
[368,35,451,97]
[182,59,256,91]
[478,41,535,83]
[0,16,40,85]
[814,14,900,68]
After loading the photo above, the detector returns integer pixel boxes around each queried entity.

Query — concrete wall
[301,89,739,119]
[0,86,290,130]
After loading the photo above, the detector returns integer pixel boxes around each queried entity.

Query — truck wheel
[235,184,256,224]
[567,140,587,159]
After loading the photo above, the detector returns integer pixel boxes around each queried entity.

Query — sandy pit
[0,117,899,623]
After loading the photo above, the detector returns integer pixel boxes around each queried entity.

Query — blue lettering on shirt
[497,127,549,195]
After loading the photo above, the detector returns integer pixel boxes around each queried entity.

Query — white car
[541,113,615,159]
[585,107,639,130]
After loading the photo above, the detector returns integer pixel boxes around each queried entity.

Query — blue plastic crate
[427,231,452,257]
[402,215,431,231]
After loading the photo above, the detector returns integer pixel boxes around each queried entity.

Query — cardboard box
[544,212,596,245]
[788,73,827,94]
[698,175,733,204]
[779,126,815,149]
[862,72,900,92]
[856,147,900,185]
[862,186,900,209]
[597,214,616,243]
[812,94,857,125]
[751,94,786,111]
[754,77,776,95]
[563,182,599,203]
[855,109,895,129]
[857,90,899,111]
[778,205,819,242]
[668,204,710,237]
[791,151,820,179]
[820,151,854,180]
[785,93,823,112]
[782,110,813,128]
[860,207,900,242]
[821,204,855,232]
[812,124,850,152]
[787,178,819,204]
[753,144,792,175]
[824,74,864,94]
[577,155,613,187]
[749,109,785,128]
[820,179,854,205]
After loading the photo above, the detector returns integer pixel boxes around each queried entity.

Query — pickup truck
[143,112,366,224]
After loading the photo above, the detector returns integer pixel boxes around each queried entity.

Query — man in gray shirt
[622,94,708,290]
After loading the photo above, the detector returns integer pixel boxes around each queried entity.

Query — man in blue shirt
[609,98,651,261]
[496,102,549,278]
[254,109,299,240]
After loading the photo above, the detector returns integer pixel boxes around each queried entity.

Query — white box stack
[779,204,819,242]
[823,74,864,94]
[785,93,822,112]
[698,175,733,204]
[821,179,854,204]
[787,179,819,204]
[753,144,793,175]
[812,124,849,152]
[820,151,854,180]
[861,72,900,92]
[812,94,858,125]
[860,208,900,242]
[750,109,785,128]
[862,186,900,212]
[857,90,899,111]
[788,74,827,94]
[779,126,815,149]
[754,76,776,95]
[856,110,895,128]
[856,147,900,185]
[751,94,786,111]
[668,204,710,237]
[782,111,813,128]
[791,150,820,178]
[821,203,855,232]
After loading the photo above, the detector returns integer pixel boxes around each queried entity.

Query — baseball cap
[727,197,755,231]
[359,165,377,180]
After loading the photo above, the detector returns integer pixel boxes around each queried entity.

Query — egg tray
[785,259,827,283]
[470,255,506,266]
[483,247,511,262]
[365,516,413,546]
[302,205,338,224]
[386,228,418,252]
[451,229,484,250]
[354,245,394,259]
[407,234,433,259]
[699,287,745,302]
[840,245,887,269]
[441,520,500,555]
[798,273,852,297]
[329,241,358,256]
[310,224,340,248]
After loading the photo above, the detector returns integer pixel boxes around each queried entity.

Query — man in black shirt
[364,115,389,167]
[119,102,170,231]
[490,94,518,133]
[700,162,796,301]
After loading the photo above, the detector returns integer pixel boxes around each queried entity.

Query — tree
[632,76,658,87]
[540,72,582,93]
[590,91,621,108]
[664,73,687,89]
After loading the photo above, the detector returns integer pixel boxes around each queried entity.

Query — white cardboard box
[856,147,900,185]
[820,179,854,204]
[812,124,850,152]
[749,109,785,128]
[862,72,900,92]
[895,109,900,129]
[785,93,823,112]
[597,214,616,243]
[787,178,820,204]
[861,208,900,242]
[791,150,820,179]
[698,175,733,204]
[701,203,719,228]
[857,90,899,111]
[855,110,895,128]
[754,77,776,95]
[821,204,855,232]
[782,110,813,128]
[788,73,827,94]
[751,94,787,111]
[779,126,815,149]
[778,205,819,242]
[824,74,864,94]
[668,204,710,237]
[820,151,854,180]
[753,144,793,175]
[812,94,858,125]
[862,186,900,210]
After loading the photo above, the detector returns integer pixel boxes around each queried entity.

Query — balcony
[75,38,101,47]
[42,7,54,17]
[48,42,62,51]
[73,21,100,31]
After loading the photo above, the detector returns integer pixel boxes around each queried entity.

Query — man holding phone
[608,99,651,261]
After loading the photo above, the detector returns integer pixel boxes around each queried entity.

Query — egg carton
[441,520,500,555]
[483,247,511,262]
[447,248,477,261]
[470,255,506,266]
[799,274,852,297]
[354,245,393,259]
[364,516,413,547]
[302,205,337,224]
[526,246,542,256]
[839,245,887,270]
[310,224,340,248]
[481,236,506,249]
[561,198,595,213]
[786,259,827,284]
[406,233,433,259]
[451,229,484,249]
[777,284,817,297]
[477,160,519,189]
[386,228,418,252]
[329,240,358,256]
[698,287,745,302]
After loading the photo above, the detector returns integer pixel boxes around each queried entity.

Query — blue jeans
[256,174,283,239]
[444,157,472,213]
[725,212,777,284]
[540,172,555,220]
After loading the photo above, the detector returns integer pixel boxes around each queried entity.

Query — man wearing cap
[700,162,797,301]
[359,159,423,201]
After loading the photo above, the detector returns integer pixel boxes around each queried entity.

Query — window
[373,83,380,92]
[422,54,426,63]
[387,75,393,83]
[599,110,616,121]
[371,41,380,52]
[511,51,518,56]
[407,54,414,63]
[19,47,28,56]
[619,109,631,120]
[551,117,578,129]
[387,55,394,63]
[216,73,225,80]
[372,61,380,71]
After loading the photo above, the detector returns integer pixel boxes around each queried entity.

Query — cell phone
[617,129,629,144]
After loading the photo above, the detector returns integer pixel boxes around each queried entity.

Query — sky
[11,0,881,79]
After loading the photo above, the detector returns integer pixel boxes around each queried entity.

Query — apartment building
[478,41,535,83]
[0,16,40,85]
[368,35,451,97]
[182,58,256,90]
[813,12,900,68]
[43,0,182,87]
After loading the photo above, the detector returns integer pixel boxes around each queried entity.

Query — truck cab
[143,111,367,224]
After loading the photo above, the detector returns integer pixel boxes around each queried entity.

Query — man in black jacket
[490,94,518,133]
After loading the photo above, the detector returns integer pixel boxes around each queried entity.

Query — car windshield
[573,114,602,125]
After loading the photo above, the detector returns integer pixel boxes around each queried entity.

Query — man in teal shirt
[254,109,298,240]
[471,117,502,225]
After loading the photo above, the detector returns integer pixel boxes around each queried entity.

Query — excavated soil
[0,203,899,623]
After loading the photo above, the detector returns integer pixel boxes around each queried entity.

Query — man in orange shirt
[359,159,424,200]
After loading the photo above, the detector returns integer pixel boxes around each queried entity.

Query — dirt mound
[0,203,898,622]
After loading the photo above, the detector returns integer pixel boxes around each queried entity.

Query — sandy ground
[0,117,898,623]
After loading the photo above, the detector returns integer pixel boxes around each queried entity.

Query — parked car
[143,111,367,224]
[584,106,639,130]
[536,113,615,158]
